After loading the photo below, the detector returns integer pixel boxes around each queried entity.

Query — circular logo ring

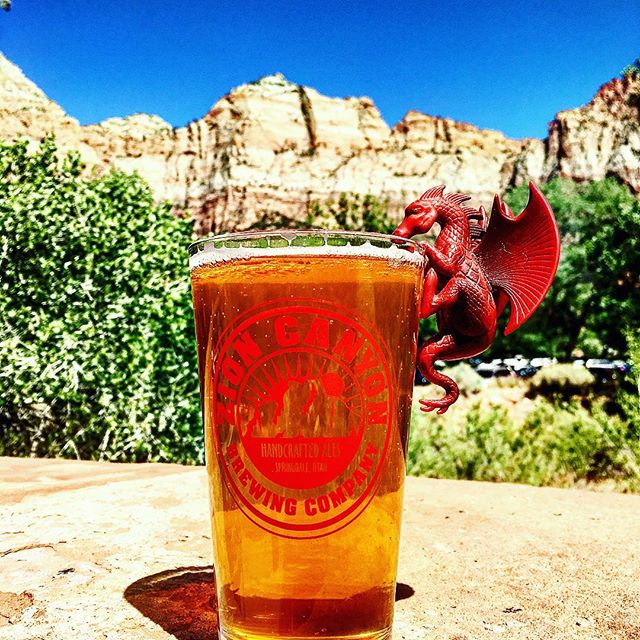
[210,298,395,539]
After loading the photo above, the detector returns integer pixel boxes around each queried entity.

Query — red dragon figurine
[394,182,560,414]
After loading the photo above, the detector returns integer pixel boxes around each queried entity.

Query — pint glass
[189,231,426,640]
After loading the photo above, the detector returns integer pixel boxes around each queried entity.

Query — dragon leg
[423,243,462,277]
[422,275,462,318]
[420,269,438,317]
[418,330,493,414]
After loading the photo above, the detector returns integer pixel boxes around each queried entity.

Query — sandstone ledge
[1,457,639,639]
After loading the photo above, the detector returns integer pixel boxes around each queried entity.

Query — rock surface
[1,53,639,233]
[1,456,639,640]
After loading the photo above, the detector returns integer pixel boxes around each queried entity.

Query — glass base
[219,625,393,640]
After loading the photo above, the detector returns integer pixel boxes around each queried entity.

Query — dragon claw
[419,397,453,414]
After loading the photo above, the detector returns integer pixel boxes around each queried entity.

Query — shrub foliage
[407,398,640,492]
[527,364,596,399]
[305,193,395,234]
[0,138,201,462]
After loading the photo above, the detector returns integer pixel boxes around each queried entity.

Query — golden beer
[190,232,425,640]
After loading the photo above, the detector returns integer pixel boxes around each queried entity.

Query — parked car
[530,357,557,368]
[503,355,530,372]
[612,360,632,374]
[585,358,630,382]
[475,361,512,378]
[515,365,539,378]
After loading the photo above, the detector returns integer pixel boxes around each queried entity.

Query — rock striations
[0,53,638,234]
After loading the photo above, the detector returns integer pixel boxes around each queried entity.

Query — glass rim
[188,229,426,256]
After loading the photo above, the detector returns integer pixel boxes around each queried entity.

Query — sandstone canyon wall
[0,52,638,234]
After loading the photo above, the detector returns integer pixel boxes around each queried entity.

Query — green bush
[407,403,517,481]
[621,330,640,434]
[0,138,201,462]
[518,401,639,488]
[407,399,640,492]
[527,364,595,398]
[305,193,395,234]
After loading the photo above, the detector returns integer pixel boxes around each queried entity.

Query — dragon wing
[473,182,561,335]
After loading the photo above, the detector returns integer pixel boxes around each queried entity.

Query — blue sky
[1,0,638,139]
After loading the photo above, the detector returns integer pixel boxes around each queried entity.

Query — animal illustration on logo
[394,182,560,414]
[244,353,358,439]
[239,348,369,491]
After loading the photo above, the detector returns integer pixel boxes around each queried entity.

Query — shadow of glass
[124,565,415,640]
[395,582,415,601]
[124,566,218,640]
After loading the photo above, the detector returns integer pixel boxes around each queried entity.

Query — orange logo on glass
[211,299,394,539]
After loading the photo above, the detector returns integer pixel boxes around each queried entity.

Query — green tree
[305,192,395,234]
[498,178,640,358]
[621,57,640,79]
[621,330,640,434]
[0,138,201,462]
[246,193,395,233]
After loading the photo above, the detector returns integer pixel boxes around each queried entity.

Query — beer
[190,233,425,640]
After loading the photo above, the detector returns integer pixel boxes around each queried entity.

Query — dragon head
[393,197,439,238]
